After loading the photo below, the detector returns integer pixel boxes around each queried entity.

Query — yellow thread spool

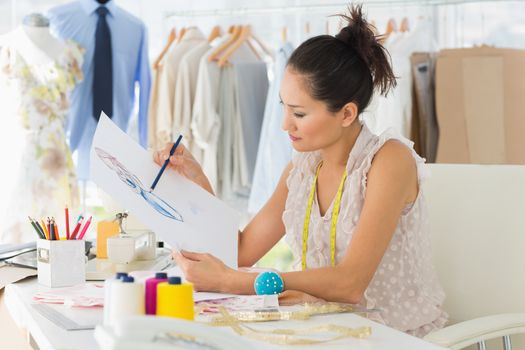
[156,277,194,320]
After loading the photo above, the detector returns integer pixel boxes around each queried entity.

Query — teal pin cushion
[254,271,284,295]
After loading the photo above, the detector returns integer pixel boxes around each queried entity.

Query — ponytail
[287,4,396,113]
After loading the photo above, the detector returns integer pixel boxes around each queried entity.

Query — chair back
[423,164,525,348]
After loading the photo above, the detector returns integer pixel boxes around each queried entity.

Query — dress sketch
[95,147,183,222]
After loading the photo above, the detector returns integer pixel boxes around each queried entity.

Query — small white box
[37,239,86,288]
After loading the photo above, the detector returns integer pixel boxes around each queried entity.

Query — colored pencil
[34,220,46,239]
[65,206,70,240]
[46,218,52,240]
[77,216,92,240]
[30,217,45,239]
[41,220,49,240]
[50,219,56,240]
[70,216,84,240]
[54,218,60,240]
[150,134,183,191]
[28,217,44,239]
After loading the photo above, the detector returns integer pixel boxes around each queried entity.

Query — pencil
[70,216,84,240]
[34,220,46,239]
[47,218,51,240]
[28,217,44,239]
[29,220,40,238]
[54,218,60,240]
[77,216,92,240]
[50,219,55,240]
[65,206,70,240]
[41,220,49,240]
[150,134,183,191]
[29,217,45,239]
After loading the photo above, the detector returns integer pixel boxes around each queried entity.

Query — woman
[154,5,447,337]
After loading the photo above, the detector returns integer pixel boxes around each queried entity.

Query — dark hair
[287,4,396,114]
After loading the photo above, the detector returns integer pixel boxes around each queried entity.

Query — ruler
[32,304,96,331]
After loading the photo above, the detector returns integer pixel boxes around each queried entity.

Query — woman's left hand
[278,290,323,305]
[173,250,233,292]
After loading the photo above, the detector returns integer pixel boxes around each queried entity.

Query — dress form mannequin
[19,13,66,66]
[0,14,83,243]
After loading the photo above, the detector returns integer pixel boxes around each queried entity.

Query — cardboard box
[435,46,525,164]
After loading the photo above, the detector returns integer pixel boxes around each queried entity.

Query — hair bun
[335,4,396,96]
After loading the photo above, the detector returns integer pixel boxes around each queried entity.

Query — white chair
[422,164,525,350]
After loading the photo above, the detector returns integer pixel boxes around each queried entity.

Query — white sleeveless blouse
[283,123,448,337]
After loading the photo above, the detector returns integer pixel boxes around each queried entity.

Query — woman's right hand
[153,143,215,195]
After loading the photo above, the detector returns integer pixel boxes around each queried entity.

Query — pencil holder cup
[37,239,86,288]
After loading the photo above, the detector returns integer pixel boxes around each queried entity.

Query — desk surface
[5,279,447,350]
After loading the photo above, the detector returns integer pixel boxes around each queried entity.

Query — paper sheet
[130,266,238,302]
[0,265,37,289]
[90,114,240,268]
[33,283,105,307]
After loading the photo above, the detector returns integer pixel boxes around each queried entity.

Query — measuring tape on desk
[202,303,372,345]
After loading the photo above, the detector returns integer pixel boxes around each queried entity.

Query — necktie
[93,6,113,120]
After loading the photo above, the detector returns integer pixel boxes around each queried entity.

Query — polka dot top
[283,123,448,337]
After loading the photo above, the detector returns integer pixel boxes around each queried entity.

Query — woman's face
[280,67,348,152]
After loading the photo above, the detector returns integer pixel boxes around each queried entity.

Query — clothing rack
[165,0,513,18]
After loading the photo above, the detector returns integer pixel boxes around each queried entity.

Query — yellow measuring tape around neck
[302,162,348,270]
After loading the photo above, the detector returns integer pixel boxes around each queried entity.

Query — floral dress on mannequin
[0,28,84,243]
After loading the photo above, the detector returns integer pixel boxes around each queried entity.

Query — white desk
[5,279,447,350]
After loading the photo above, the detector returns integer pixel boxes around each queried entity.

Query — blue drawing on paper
[95,147,184,222]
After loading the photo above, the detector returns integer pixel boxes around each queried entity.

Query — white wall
[2,0,525,61]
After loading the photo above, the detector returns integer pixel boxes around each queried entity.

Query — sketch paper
[90,114,239,268]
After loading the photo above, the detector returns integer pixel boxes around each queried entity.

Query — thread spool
[157,276,194,320]
[103,272,129,325]
[108,276,144,326]
[145,272,168,315]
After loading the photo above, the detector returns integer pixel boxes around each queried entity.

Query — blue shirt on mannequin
[48,0,151,180]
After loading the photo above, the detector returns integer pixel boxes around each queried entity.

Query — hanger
[152,28,176,70]
[218,25,255,67]
[218,25,274,67]
[385,18,398,38]
[248,29,272,59]
[208,25,222,43]
[400,17,410,32]
[246,39,262,62]
[177,27,187,43]
[208,25,242,62]
[378,18,397,44]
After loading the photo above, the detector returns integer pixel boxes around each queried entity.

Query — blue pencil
[150,135,183,191]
